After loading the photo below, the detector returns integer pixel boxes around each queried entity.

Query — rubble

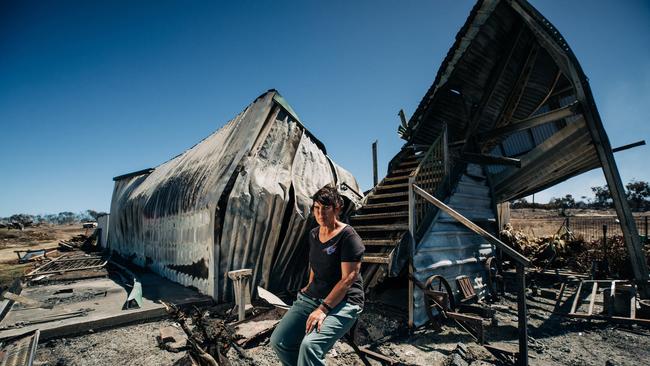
[500,224,650,277]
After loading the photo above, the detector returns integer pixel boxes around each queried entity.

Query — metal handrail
[339,181,364,200]
[411,184,530,266]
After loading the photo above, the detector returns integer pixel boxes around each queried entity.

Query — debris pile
[58,230,99,252]
[500,223,585,269]
[500,224,650,276]
[162,302,242,366]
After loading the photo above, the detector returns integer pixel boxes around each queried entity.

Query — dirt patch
[0,225,86,250]
[0,227,56,247]
[35,320,186,366]
[0,224,89,289]
[0,262,30,291]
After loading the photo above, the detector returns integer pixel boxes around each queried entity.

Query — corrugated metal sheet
[97,214,109,247]
[412,165,494,326]
[108,91,360,301]
[502,130,533,156]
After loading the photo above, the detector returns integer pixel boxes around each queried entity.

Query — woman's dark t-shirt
[304,225,365,308]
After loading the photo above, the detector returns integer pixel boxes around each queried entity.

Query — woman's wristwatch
[320,301,333,314]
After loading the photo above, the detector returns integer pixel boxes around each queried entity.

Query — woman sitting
[270,185,365,366]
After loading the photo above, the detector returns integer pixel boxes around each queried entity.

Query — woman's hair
[312,185,344,208]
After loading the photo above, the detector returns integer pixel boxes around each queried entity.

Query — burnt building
[108,91,361,301]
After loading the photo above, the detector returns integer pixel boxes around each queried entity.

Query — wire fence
[566,216,649,242]
[511,215,650,242]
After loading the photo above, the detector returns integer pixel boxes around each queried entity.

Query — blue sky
[1,0,648,216]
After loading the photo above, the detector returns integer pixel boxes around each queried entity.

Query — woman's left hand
[305,308,327,334]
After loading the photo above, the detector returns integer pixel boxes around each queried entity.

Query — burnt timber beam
[509,0,649,287]
[493,42,539,130]
[516,264,528,366]
[526,142,650,195]
[528,69,562,117]
[493,118,588,187]
[461,21,528,143]
[497,143,598,202]
[612,140,646,153]
[460,152,521,167]
[499,129,593,191]
[479,101,579,141]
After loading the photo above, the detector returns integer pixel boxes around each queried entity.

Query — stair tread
[383,176,410,182]
[362,201,409,209]
[375,182,409,190]
[363,239,400,246]
[368,191,408,199]
[398,160,419,168]
[351,211,409,220]
[355,224,409,231]
[362,253,391,264]
[389,167,416,174]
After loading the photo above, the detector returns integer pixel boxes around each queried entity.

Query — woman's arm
[305,261,361,333]
[322,262,361,308]
[301,268,315,293]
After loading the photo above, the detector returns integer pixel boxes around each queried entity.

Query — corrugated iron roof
[400,0,617,202]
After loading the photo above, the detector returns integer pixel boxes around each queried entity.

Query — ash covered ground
[33,284,650,366]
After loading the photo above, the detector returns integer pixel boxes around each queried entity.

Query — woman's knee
[270,328,283,351]
[299,337,324,358]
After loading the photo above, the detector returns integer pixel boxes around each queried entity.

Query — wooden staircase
[349,151,421,288]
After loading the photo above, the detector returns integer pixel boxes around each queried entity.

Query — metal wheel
[423,274,455,322]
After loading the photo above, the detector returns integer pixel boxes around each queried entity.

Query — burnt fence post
[516,263,528,366]
[602,224,608,257]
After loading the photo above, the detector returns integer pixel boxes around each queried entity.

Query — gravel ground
[34,319,185,366]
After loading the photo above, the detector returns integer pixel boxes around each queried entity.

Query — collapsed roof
[398,0,647,282]
[108,91,361,301]
[403,0,622,203]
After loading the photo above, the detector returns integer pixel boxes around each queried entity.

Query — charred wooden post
[516,264,528,366]
[407,175,416,329]
[602,224,608,258]
[228,269,252,321]
[611,140,645,153]
[372,140,378,187]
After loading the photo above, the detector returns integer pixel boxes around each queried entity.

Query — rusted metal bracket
[446,311,488,344]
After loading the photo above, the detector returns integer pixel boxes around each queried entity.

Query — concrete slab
[0,272,212,341]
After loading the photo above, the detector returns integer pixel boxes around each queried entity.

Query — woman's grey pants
[270,292,362,366]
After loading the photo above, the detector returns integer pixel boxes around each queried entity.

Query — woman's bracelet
[320,301,333,313]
